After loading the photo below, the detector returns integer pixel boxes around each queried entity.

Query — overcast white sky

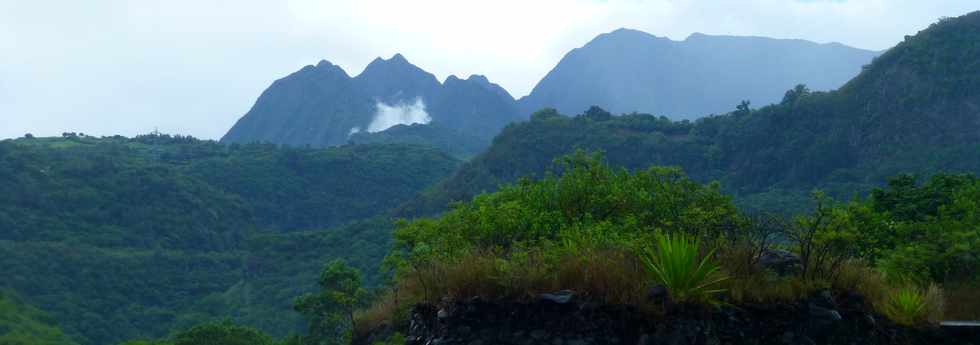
[1,0,976,140]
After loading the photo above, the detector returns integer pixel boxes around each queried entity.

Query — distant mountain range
[221,29,877,150]
[518,29,879,119]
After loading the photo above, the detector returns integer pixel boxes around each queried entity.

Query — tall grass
[641,232,727,305]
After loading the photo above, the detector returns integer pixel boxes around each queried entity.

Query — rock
[780,331,795,344]
[757,249,802,276]
[647,285,669,304]
[808,305,842,322]
[636,334,651,345]
[539,290,577,304]
[531,329,549,340]
[438,309,450,319]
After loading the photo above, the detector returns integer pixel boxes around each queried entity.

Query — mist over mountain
[518,29,880,119]
[222,54,521,148]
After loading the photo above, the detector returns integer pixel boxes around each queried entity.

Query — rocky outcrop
[399,291,978,345]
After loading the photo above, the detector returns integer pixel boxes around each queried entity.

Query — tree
[583,106,612,121]
[530,108,562,122]
[294,260,367,345]
[787,191,857,281]
[781,84,810,105]
[734,100,751,117]
[171,320,275,345]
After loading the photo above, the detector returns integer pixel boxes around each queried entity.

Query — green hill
[0,134,458,344]
[0,289,79,345]
[401,12,980,216]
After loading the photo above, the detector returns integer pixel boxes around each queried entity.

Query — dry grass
[941,282,980,320]
[833,259,887,305]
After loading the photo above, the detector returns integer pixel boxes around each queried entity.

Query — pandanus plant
[641,232,728,305]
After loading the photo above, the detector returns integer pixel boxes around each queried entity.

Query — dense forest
[0,134,458,344]
[112,152,980,345]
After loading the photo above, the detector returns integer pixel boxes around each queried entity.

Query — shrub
[641,232,727,305]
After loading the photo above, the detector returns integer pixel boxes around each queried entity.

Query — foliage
[640,232,727,305]
[0,135,455,345]
[383,152,741,310]
[294,260,368,345]
[787,192,859,282]
[171,320,277,345]
[879,285,944,326]
[0,289,79,345]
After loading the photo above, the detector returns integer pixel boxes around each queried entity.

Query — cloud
[367,98,431,133]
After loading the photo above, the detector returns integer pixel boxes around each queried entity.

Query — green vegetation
[881,285,944,326]
[0,289,79,345]
[0,134,457,345]
[369,152,974,337]
[294,260,368,345]
[641,233,727,305]
[402,13,980,217]
[117,320,282,345]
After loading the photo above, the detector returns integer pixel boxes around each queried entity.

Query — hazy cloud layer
[1,0,976,139]
[367,98,431,133]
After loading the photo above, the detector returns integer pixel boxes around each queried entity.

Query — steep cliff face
[388,294,977,345]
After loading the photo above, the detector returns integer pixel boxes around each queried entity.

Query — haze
[1,0,976,140]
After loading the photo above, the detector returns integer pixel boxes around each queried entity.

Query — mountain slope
[222,55,521,150]
[403,13,980,216]
[518,29,879,119]
[221,61,375,147]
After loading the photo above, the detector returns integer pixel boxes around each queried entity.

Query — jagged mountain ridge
[222,54,521,148]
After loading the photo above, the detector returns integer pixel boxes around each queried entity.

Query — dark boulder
[757,249,803,276]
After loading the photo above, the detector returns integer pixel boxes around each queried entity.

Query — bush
[641,232,727,305]
[171,320,275,345]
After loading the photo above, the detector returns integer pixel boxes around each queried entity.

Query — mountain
[220,60,375,147]
[0,134,459,344]
[222,55,521,150]
[402,12,980,216]
[517,29,879,119]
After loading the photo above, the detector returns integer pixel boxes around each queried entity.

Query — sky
[1,0,977,140]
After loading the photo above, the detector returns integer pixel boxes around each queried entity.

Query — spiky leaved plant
[881,284,944,326]
[641,232,728,305]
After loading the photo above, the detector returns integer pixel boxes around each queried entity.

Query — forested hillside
[402,12,980,216]
[0,134,458,345]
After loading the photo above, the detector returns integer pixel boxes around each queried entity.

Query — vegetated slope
[222,55,522,150]
[518,29,878,119]
[0,289,79,345]
[0,134,458,345]
[348,123,485,159]
[403,12,980,216]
